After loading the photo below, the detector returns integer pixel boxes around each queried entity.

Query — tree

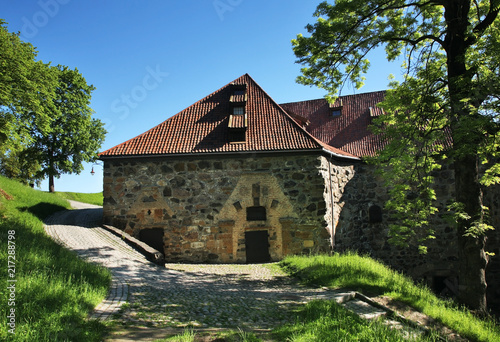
[0,20,106,191]
[0,19,57,167]
[31,65,106,192]
[292,0,500,313]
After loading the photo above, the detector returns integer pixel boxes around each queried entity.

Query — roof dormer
[228,83,248,143]
[230,84,247,103]
[329,98,343,117]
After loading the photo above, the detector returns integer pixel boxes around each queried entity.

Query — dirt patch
[371,296,468,341]
[0,188,13,200]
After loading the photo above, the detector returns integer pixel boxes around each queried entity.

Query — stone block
[303,240,314,248]
[191,242,205,249]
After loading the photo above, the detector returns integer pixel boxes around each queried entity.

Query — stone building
[99,74,499,306]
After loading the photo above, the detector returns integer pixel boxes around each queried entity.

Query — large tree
[292,0,499,313]
[32,65,106,192]
[0,20,106,191]
[0,19,57,171]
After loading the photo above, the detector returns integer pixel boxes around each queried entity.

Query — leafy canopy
[32,65,106,189]
[293,0,500,250]
[0,20,106,189]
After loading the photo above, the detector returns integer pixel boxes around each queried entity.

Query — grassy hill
[0,176,111,341]
[54,191,103,206]
[279,254,500,342]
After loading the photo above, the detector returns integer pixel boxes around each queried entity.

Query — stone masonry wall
[102,153,331,263]
[333,160,500,309]
[335,162,459,279]
[102,152,499,307]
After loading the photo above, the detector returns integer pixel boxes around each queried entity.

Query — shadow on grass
[0,213,111,341]
[21,202,68,220]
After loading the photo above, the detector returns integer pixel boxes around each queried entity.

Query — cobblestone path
[43,202,346,330]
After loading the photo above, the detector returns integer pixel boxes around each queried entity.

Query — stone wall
[102,152,499,308]
[102,153,331,263]
[333,160,500,309]
[335,162,458,278]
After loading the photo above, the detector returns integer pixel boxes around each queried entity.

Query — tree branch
[466,1,500,47]
[381,34,446,49]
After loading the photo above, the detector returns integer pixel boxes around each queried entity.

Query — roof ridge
[242,74,332,152]
[279,90,386,106]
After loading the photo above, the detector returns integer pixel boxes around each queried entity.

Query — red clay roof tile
[280,91,386,157]
[99,74,358,159]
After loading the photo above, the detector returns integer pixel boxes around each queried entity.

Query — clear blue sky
[2,0,400,193]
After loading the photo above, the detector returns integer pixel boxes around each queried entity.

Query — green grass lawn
[280,253,500,342]
[53,191,103,206]
[0,176,111,341]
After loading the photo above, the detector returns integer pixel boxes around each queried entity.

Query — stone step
[344,297,388,320]
[340,294,430,340]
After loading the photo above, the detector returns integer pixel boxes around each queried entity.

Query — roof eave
[321,148,361,161]
[99,147,362,162]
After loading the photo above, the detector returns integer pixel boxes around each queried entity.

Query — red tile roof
[99,74,358,159]
[280,91,387,157]
[228,114,247,128]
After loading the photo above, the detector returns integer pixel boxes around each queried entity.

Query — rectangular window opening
[331,107,342,117]
[233,106,245,115]
[246,206,267,221]
[229,128,246,143]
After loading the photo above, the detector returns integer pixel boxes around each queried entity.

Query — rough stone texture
[103,154,331,263]
[333,160,500,310]
[335,162,458,280]
[103,153,500,309]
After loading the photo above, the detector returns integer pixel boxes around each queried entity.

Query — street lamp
[90,161,103,176]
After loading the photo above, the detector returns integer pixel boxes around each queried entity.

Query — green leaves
[0,20,106,189]
[33,66,106,188]
[294,1,499,256]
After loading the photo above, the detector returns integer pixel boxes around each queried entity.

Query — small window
[332,107,342,117]
[247,206,266,221]
[233,89,245,96]
[228,128,246,142]
[369,205,383,223]
[233,106,245,115]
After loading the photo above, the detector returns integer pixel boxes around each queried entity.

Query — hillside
[0,176,111,341]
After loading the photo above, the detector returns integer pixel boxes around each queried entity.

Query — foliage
[0,19,57,185]
[0,20,106,191]
[280,253,500,342]
[0,19,56,141]
[292,0,500,311]
[31,65,106,192]
[154,328,262,342]
[0,176,111,341]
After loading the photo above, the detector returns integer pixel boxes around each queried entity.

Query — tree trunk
[454,155,488,314]
[49,173,55,193]
[444,0,488,313]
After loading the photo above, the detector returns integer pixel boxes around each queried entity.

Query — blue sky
[2,0,400,193]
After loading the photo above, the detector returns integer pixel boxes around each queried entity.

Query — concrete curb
[102,224,165,265]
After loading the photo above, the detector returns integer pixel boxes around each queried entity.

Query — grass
[53,191,103,206]
[154,328,262,342]
[0,176,111,341]
[280,253,500,342]
[272,300,440,342]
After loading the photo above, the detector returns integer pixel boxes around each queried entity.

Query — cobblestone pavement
[43,202,353,330]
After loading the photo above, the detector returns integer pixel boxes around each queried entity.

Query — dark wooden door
[245,230,270,263]
[139,228,164,253]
